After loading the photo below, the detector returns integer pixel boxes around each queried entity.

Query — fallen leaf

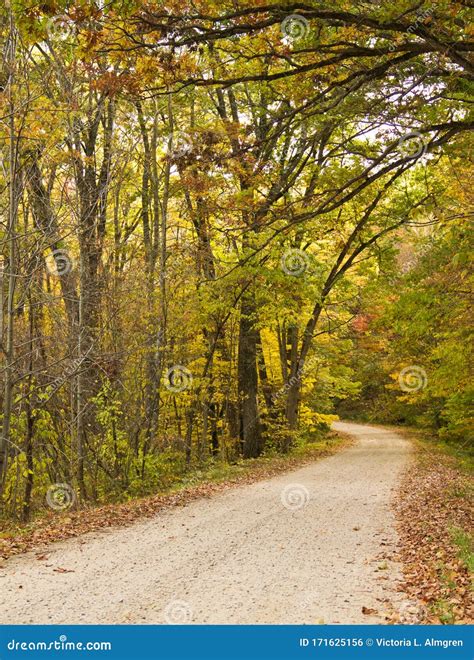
[362,606,378,615]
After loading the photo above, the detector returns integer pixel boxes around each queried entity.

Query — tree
[0,0,471,519]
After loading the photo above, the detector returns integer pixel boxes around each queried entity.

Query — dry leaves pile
[0,434,348,564]
[394,443,473,624]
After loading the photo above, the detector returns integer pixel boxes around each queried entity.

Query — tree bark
[0,13,19,493]
[237,292,261,458]
[25,154,79,328]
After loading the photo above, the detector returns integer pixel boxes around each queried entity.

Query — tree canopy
[0,0,472,519]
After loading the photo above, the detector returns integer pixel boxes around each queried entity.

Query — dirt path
[0,422,412,624]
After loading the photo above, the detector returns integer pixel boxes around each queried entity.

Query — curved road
[0,422,411,624]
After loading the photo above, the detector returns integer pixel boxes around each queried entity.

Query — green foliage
[450,527,474,574]
[339,205,473,447]
[0,0,471,523]
[126,450,187,499]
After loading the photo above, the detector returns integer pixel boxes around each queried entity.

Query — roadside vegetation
[0,427,347,562]
[395,431,473,624]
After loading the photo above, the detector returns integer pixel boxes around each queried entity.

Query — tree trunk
[25,154,79,328]
[0,14,19,493]
[73,98,115,500]
[285,303,324,429]
[237,292,261,458]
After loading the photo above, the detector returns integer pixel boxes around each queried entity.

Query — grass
[430,438,474,474]
[414,431,473,582]
[179,436,344,489]
[431,598,456,625]
[450,527,474,574]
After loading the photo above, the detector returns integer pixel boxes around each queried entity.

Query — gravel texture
[0,422,412,624]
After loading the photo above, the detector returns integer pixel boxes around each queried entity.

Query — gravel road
[0,422,412,624]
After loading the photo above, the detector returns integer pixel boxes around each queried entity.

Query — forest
[0,0,472,523]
